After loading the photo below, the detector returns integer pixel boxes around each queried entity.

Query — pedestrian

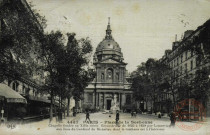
[169,111,176,127]
[85,111,91,122]
[131,110,134,117]
[133,110,136,117]
[116,110,119,124]
[1,107,5,125]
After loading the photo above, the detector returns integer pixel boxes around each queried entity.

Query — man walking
[116,110,119,125]
[169,111,176,127]
[85,111,91,122]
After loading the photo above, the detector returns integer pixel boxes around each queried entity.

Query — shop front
[0,83,27,122]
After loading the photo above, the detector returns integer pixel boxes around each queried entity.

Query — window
[191,50,193,57]
[185,51,188,60]
[181,54,183,63]
[174,70,176,78]
[177,57,179,66]
[174,60,176,67]
[180,66,182,74]
[191,60,193,70]
[185,63,187,73]
[196,57,200,66]
[107,68,113,83]
[176,69,179,77]
[22,85,25,94]
[12,83,16,91]
[25,88,30,95]
[12,82,19,92]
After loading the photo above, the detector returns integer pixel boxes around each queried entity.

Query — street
[0,112,209,135]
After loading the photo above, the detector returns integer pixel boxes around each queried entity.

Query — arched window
[106,68,113,83]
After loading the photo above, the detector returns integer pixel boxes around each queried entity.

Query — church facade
[82,19,133,111]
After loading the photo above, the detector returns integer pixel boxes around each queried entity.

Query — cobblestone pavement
[0,112,209,135]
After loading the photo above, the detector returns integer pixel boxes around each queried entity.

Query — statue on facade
[111,94,120,112]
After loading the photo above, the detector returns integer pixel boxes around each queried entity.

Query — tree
[131,62,148,103]
[0,0,45,82]
[65,33,93,117]
[39,31,93,121]
[39,31,65,121]
[131,58,171,113]
[176,73,193,101]
[192,68,210,107]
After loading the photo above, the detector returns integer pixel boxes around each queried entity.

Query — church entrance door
[107,100,111,110]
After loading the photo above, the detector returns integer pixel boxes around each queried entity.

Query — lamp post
[94,69,97,110]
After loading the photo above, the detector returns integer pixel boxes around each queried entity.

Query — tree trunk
[59,93,62,121]
[146,100,148,111]
[62,97,66,119]
[50,90,54,122]
[53,99,57,121]
[67,96,70,117]
[171,87,176,111]
[153,93,156,113]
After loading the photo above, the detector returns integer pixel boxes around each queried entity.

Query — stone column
[120,93,122,109]
[93,92,95,107]
[113,68,116,82]
[97,92,100,107]
[122,93,126,106]
[103,93,105,109]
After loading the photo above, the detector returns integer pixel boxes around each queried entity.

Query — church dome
[96,39,121,52]
[94,18,123,63]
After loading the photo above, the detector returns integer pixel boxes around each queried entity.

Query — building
[157,19,210,117]
[82,19,133,112]
[0,0,55,121]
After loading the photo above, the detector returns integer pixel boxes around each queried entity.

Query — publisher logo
[174,99,206,131]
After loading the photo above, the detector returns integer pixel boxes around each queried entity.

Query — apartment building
[0,0,56,121]
[157,19,210,117]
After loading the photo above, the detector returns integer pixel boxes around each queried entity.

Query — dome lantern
[105,17,112,40]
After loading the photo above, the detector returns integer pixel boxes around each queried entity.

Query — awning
[28,95,51,104]
[0,83,27,104]
[28,95,59,106]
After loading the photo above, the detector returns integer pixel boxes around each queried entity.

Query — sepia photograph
[0,0,210,135]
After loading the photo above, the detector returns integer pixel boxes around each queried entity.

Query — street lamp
[94,69,97,110]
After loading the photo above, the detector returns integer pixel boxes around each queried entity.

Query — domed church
[82,18,133,111]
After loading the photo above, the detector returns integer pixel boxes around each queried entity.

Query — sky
[28,0,210,72]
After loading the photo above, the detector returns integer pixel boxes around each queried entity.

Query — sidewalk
[141,112,210,124]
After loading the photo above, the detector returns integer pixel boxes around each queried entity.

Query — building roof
[96,39,121,52]
[95,18,122,55]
